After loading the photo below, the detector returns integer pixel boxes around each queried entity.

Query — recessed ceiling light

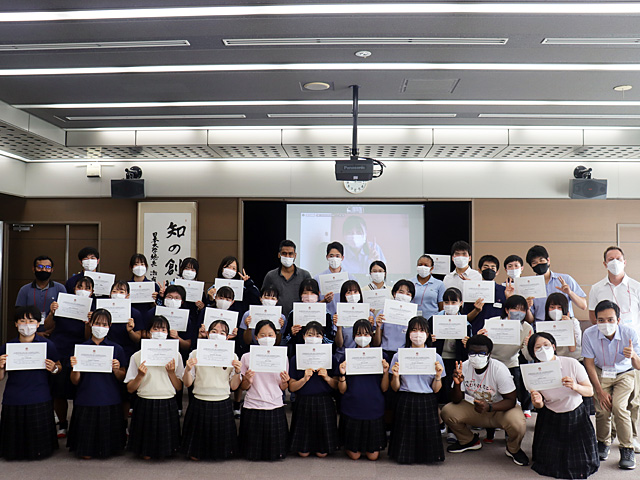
[542,38,640,45]
[0,40,190,51]
[302,82,331,91]
[267,113,457,118]
[59,114,246,121]
[224,37,509,46]
[613,85,633,91]
[479,113,640,119]
[355,50,372,58]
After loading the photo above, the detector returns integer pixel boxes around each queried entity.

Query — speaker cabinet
[111,179,145,199]
[569,178,607,199]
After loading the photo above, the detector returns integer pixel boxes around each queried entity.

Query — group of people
[1,240,640,478]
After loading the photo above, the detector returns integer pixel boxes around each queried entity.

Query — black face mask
[481,269,497,281]
[533,263,550,275]
[34,270,51,282]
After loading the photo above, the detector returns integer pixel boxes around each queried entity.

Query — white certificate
[318,272,349,295]
[397,347,437,375]
[55,292,92,321]
[292,302,326,326]
[362,289,392,312]
[428,254,451,275]
[462,280,495,303]
[96,298,131,324]
[432,315,468,340]
[214,278,244,301]
[249,305,283,329]
[128,281,155,303]
[336,302,371,327]
[249,345,288,373]
[196,339,235,367]
[140,339,179,367]
[484,318,521,346]
[295,344,333,370]
[515,276,547,299]
[520,360,563,391]
[203,307,238,333]
[383,299,418,326]
[536,321,575,347]
[346,347,383,375]
[84,271,116,297]
[6,342,47,371]
[174,279,205,303]
[73,344,114,373]
[155,305,189,332]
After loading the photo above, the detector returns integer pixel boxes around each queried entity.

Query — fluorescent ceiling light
[267,113,456,118]
[542,38,640,45]
[224,37,508,46]
[0,40,190,51]
[3,4,640,22]
[479,113,640,118]
[60,114,246,121]
[0,149,29,161]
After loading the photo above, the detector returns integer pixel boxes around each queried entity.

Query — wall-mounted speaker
[111,179,145,199]
[569,178,607,199]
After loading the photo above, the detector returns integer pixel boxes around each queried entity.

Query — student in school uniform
[333,280,375,356]
[177,257,206,313]
[504,254,525,281]
[206,255,261,314]
[543,292,583,360]
[364,261,391,317]
[106,281,145,361]
[240,285,287,348]
[0,306,61,460]
[125,315,184,460]
[411,255,446,320]
[128,253,161,319]
[180,319,242,461]
[314,241,357,318]
[65,246,100,294]
[239,319,290,461]
[389,316,445,464]
[443,240,482,291]
[67,308,127,459]
[526,331,599,479]
[288,321,339,457]
[338,319,390,461]
[373,279,416,362]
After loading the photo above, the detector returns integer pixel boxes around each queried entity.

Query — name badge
[493,303,502,309]
[602,366,617,379]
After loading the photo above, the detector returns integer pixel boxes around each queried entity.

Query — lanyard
[34,285,49,313]
[608,283,632,315]
[601,339,620,368]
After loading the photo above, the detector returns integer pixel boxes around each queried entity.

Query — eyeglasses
[468,352,490,358]
[35,265,52,271]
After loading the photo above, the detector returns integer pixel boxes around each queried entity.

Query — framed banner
[137,202,197,284]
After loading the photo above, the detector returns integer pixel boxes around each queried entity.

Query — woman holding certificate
[334,281,375,353]
[543,293,582,360]
[526,332,599,479]
[0,306,61,460]
[128,253,160,318]
[67,309,127,459]
[389,316,445,464]
[205,255,261,313]
[372,279,417,362]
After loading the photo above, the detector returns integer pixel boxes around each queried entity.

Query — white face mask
[444,304,459,315]
[506,267,522,279]
[182,269,196,280]
[18,324,38,337]
[222,267,237,279]
[354,335,372,347]
[328,257,342,269]
[548,309,563,321]
[111,293,126,299]
[132,265,147,277]
[280,256,294,268]
[92,326,109,339]
[370,272,385,284]
[216,299,232,311]
[164,298,182,309]
[151,331,167,340]
[410,331,427,345]
[598,322,617,337]
[453,256,469,269]
[261,298,278,307]
[469,354,489,370]
[395,293,412,303]
[535,345,555,362]
[209,333,227,341]
[346,234,366,249]
[417,266,432,278]
[301,293,318,303]
[607,259,625,276]
[304,336,322,345]
[346,293,361,304]
[76,289,91,297]
[258,336,276,347]
[82,258,98,271]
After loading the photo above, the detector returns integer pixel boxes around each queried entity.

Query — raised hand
[165,358,176,373]
[453,361,464,385]
[339,361,347,375]
[239,269,250,282]
[623,339,635,359]
[556,277,572,295]
[391,362,400,377]
[137,361,148,377]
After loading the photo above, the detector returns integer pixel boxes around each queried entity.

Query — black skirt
[127,397,181,459]
[388,392,444,464]
[67,404,126,458]
[239,406,288,461]
[0,401,58,460]
[289,394,339,455]
[532,402,599,479]
[180,397,238,460]
[339,413,387,454]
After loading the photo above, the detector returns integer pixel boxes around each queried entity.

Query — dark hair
[405,316,432,348]
[216,256,240,279]
[595,300,620,319]
[111,280,130,294]
[544,292,569,320]
[33,255,54,268]
[442,287,462,303]
[254,319,277,337]
[208,319,230,335]
[527,332,557,362]
[502,294,528,318]
[391,279,415,299]
[417,254,434,267]
[503,254,524,269]
[603,246,624,261]
[180,257,199,276]
[75,276,94,291]
[278,239,296,252]
[164,284,186,301]
[478,254,500,271]
[526,245,549,266]
[327,241,344,256]
[342,216,367,234]
[302,321,324,337]
[466,334,493,353]
[339,280,362,303]
[15,305,41,322]
[149,315,170,331]
[353,318,373,337]
[299,278,320,297]
[129,253,148,268]
[91,308,112,327]
[261,284,280,299]
[216,286,235,300]
[369,260,387,273]
[78,246,99,261]
[451,240,471,257]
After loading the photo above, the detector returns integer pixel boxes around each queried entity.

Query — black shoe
[598,441,610,461]
[619,447,636,470]
[505,448,530,466]
[447,433,482,453]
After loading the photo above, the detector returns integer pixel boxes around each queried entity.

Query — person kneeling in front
[441,334,528,466]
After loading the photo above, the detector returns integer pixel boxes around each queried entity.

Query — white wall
[0,156,26,196]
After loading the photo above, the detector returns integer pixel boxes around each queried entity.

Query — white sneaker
[633,439,640,454]
[57,427,67,439]
[523,410,532,418]
[447,432,457,444]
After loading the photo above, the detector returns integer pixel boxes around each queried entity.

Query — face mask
[371,272,385,284]
[216,299,232,311]
[34,270,51,282]
[444,304,459,315]
[395,293,412,303]
[222,267,237,279]
[328,257,342,269]
[304,336,322,345]
[507,268,522,279]
[508,310,526,321]
[453,256,469,269]
[151,331,167,340]
[607,259,625,276]
[132,265,147,277]
[258,336,276,347]
[535,345,555,362]
[164,298,182,309]
[346,293,361,304]
[598,322,617,337]
[182,270,196,280]
[548,309,563,321]
[76,289,91,298]
[481,269,497,281]
[280,256,294,268]
[533,263,549,275]
[18,324,38,337]
[469,354,489,370]
[92,326,109,339]
[417,266,432,278]
[346,234,366,249]
[82,258,98,271]
[111,293,126,299]
[354,336,372,347]
[209,333,227,341]
[262,298,277,307]
[410,331,428,345]
[301,294,318,304]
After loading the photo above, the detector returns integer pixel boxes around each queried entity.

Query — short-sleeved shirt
[582,323,640,373]
[74,338,127,407]
[188,350,239,401]
[487,317,533,369]
[15,280,67,317]
[531,271,586,321]
[49,293,95,362]
[239,311,288,345]
[146,305,198,352]
[106,306,144,362]
[411,276,446,319]
[240,352,288,410]
[124,350,184,400]
[129,276,161,318]
[0,335,59,406]
[540,356,588,413]
[462,283,507,334]
[461,358,516,404]
[289,355,337,396]
[340,355,385,420]
[377,309,407,353]
[391,351,446,394]
[443,268,482,291]
[313,268,356,317]
[262,265,312,317]
[589,275,640,334]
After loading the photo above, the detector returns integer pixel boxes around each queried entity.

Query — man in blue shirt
[313,241,356,317]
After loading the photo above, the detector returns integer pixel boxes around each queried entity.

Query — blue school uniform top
[376,308,407,353]
[289,355,337,396]
[129,276,161,318]
[74,338,127,407]
[530,271,585,321]
[239,310,288,346]
[390,351,446,394]
[461,283,507,334]
[313,268,356,317]
[0,335,59,406]
[340,350,385,420]
[411,276,446,320]
[49,297,95,364]
[106,306,144,362]
[146,305,198,351]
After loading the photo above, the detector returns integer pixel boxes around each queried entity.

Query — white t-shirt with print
[461,358,515,404]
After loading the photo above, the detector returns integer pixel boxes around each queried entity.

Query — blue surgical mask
[508,310,526,321]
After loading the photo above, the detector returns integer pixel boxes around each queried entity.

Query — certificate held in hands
[174,279,205,303]
[196,339,235,367]
[156,306,189,332]
[397,347,437,375]
[484,318,521,346]
[362,289,392,312]
[296,344,333,370]
[346,347,383,375]
[203,307,238,333]
[73,344,114,373]
[318,272,349,296]
[428,254,451,275]
[383,299,418,326]
[515,276,547,299]
[520,360,563,391]
[84,271,116,297]
[293,303,326,326]
[6,342,47,371]
[249,305,283,328]
[128,282,155,303]
[536,321,575,347]
[55,292,92,321]
[141,339,179,367]
[432,315,468,340]
[462,281,495,304]
[249,345,288,373]
[336,303,371,327]
[96,298,131,324]
[214,278,244,301]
